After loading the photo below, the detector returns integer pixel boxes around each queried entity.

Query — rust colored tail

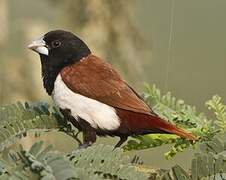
[116,108,197,140]
[150,115,197,140]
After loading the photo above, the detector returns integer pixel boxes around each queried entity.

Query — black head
[28,30,91,66]
[28,30,91,95]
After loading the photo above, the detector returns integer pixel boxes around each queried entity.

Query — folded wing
[60,55,196,140]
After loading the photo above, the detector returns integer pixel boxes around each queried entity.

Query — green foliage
[69,144,147,180]
[155,134,226,180]
[0,142,147,180]
[124,84,224,159]
[124,134,178,151]
[0,102,76,153]
[206,95,226,131]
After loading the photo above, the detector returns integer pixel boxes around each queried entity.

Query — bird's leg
[72,131,82,145]
[60,109,82,145]
[77,118,97,149]
[114,136,128,149]
[78,128,96,149]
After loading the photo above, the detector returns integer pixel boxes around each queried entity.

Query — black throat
[40,55,61,95]
[40,50,91,95]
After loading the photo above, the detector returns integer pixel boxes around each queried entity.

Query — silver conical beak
[28,36,49,56]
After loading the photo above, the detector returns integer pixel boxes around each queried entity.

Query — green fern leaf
[206,95,226,131]
[69,144,148,180]
[0,102,76,152]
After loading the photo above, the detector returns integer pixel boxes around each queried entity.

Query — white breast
[52,75,120,131]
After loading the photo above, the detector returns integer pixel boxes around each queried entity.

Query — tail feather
[116,108,197,140]
[150,116,197,140]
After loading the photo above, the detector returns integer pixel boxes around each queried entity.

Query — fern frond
[0,142,148,180]
[0,102,74,152]
[0,141,77,180]
[124,134,178,151]
[69,144,148,180]
[158,134,226,179]
[206,95,226,131]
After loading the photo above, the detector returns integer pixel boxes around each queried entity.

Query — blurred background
[0,0,226,170]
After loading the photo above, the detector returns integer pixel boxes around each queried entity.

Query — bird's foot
[114,136,128,149]
[72,141,93,153]
[78,142,92,149]
[74,131,82,145]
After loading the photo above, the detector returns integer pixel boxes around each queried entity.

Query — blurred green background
[0,0,225,170]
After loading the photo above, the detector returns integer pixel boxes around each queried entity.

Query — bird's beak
[28,36,49,56]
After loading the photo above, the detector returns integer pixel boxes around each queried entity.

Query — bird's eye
[51,40,61,48]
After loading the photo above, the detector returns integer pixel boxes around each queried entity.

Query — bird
[28,30,196,148]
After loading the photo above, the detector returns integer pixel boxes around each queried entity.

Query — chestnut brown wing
[60,55,153,115]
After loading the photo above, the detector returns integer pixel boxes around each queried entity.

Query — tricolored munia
[28,30,196,148]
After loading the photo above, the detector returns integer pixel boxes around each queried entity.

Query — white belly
[52,75,120,131]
